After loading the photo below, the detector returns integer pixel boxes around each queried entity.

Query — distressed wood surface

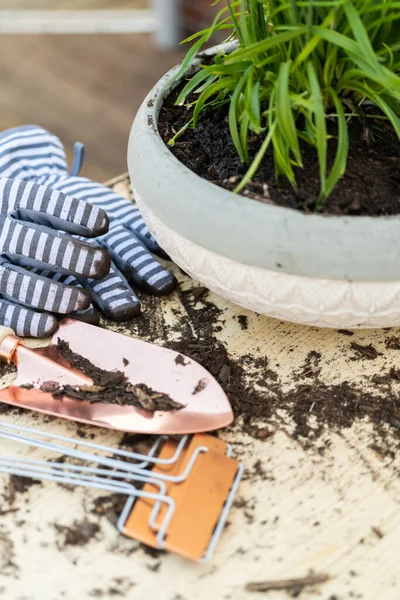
[0,178,399,600]
[0,33,180,182]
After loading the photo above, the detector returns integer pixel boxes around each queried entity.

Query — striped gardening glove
[0,177,110,337]
[0,126,177,328]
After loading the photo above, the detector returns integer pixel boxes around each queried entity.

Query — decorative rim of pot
[136,195,400,329]
[128,43,400,282]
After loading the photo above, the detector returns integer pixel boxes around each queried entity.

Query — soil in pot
[158,84,400,216]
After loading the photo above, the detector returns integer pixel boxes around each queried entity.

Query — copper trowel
[0,319,233,434]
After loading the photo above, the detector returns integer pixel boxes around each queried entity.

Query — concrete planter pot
[128,45,400,328]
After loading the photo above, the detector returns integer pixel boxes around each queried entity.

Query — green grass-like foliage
[172,0,400,208]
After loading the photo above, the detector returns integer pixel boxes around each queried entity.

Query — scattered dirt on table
[295,351,322,380]
[282,381,395,440]
[385,336,400,350]
[0,362,16,379]
[91,494,128,527]
[0,529,18,575]
[92,493,166,558]
[237,315,248,330]
[90,493,165,559]
[245,572,330,593]
[55,519,101,547]
[159,83,400,216]
[141,545,165,560]
[350,342,380,360]
[89,578,135,598]
[113,284,400,456]
[45,340,183,412]
[7,474,41,499]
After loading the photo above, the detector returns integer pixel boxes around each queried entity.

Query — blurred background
[0,0,220,182]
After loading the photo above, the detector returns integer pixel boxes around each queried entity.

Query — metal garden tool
[120,433,243,561]
[0,423,243,562]
[0,319,233,433]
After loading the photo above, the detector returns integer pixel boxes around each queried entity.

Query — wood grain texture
[0,33,181,182]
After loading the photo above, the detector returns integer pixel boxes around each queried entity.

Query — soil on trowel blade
[41,340,183,413]
[158,83,400,216]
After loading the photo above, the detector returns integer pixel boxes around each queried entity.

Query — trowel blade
[0,319,233,434]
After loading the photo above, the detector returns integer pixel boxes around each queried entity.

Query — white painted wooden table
[0,177,399,600]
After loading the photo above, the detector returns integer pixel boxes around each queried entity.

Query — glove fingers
[99,225,176,296]
[0,178,108,237]
[0,260,90,314]
[68,305,100,326]
[78,263,141,321]
[0,298,57,337]
[54,178,138,223]
[37,270,100,325]
[46,255,141,322]
[122,207,169,258]
[51,177,167,256]
[1,217,110,279]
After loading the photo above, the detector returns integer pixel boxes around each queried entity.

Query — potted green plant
[128,0,400,328]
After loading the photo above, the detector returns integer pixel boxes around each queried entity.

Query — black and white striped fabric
[0,125,176,334]
[0,298,58,338]
[49,179,175,296]
[0,178,109,275]
[0,125,68,182]
[0,258,90,314]
[0,166,111,336]
[36,256,141,322]
[0,125,161,255]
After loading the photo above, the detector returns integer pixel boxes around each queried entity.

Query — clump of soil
[0,362,16,379]
[350,342,380,360]
[37,340,183,413]
[55,519,100,547]
[8,474,41,496]
[295,350,322,380]
[91,494,127,527]
[385,336,400,350]
[237,315,248,330]
[158,84,400,216]
[1,474,42,511]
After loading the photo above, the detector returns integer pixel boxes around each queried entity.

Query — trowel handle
[0,326,21,364]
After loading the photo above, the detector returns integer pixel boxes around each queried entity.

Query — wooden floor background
[0,1,149,11]
[0,32,181,182]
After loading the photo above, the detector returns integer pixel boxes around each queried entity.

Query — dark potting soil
[54,519,101,548]
[113,283,400,453]
[41,339,183,412]
[350,342,380,360]
[8,474,41,496]
[158,84,400,216]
